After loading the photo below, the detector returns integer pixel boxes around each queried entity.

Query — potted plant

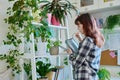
[97,68,111,80]
[102,14,120,39]
[104,14,120,30]
[40,0,77,26]
[47,40,62,55]
[36,60,56,80]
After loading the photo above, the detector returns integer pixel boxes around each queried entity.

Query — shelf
[35,53,69,58]
[22,53,69,59]
[32,22,68,30]
[81,4,120,14]
[99,27,120,31]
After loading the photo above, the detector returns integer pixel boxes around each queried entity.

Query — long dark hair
[75,13,98,44]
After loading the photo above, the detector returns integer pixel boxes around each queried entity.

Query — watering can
[65,33,83,54]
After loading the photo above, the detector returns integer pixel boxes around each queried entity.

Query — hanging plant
[102,14,120,39]
[104,14,120,30]
[0,0,52,77]
[0,50,23,76]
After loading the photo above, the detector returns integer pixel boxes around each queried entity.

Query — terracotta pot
[49,46,59,55]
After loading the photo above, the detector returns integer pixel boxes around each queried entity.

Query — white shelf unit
[77,0,120,13]
[20,16,74,80]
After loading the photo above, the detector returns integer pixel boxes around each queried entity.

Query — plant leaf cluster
[24,62,32,80]
[40,0,77,25]
[97,68,111,80]
[0,0,52,77]
[104,14,120,30]
[36,60,56,78]
[47,40,62,49]
[0,50,23,76]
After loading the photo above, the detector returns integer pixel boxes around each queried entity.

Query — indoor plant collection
[0,0,50,76]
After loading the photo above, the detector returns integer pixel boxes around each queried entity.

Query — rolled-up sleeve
[69,37,94,68]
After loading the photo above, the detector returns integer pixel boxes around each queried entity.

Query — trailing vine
[0,50,23,76]
[0,0,51,76]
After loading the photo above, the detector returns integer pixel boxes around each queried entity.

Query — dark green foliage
[47,40,62,49]
[40,0,77,25]
[104,14,120,30]
[97,68,111,80]
[0,50,23,76]
[1,0,50,76]
[64,57,68,65]
[24,62,32,80]
[36,61,55,78]
[3,32,22,47]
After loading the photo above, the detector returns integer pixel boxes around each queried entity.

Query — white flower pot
[49,46,59,55]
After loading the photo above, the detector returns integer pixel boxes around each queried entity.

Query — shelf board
[32,22,68,30]
[22,53,69,59]
[81,5,120,14]
[35,53,69,58]
[99,27,120,31]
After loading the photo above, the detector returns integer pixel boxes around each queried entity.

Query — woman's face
[77,22,84,34]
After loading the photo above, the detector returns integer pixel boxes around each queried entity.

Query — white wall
[0,1,15,80]
[0,0,11,45]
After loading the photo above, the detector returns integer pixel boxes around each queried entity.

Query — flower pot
[47,13,52,24]
[49,46,59,55]
[46,71,55,80]
[51,16,60,26]
[39,77,48,80]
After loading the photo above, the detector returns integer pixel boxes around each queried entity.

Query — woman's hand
[75,32,83,41]
[65,48,73,54]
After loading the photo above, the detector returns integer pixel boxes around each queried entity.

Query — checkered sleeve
[69,37,94,68]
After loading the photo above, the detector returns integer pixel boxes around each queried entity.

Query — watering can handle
[72,32,83,42]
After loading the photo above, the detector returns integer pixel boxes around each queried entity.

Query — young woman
[66,13,105,80]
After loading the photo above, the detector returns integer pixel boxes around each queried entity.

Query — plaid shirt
[69,37,101,80]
